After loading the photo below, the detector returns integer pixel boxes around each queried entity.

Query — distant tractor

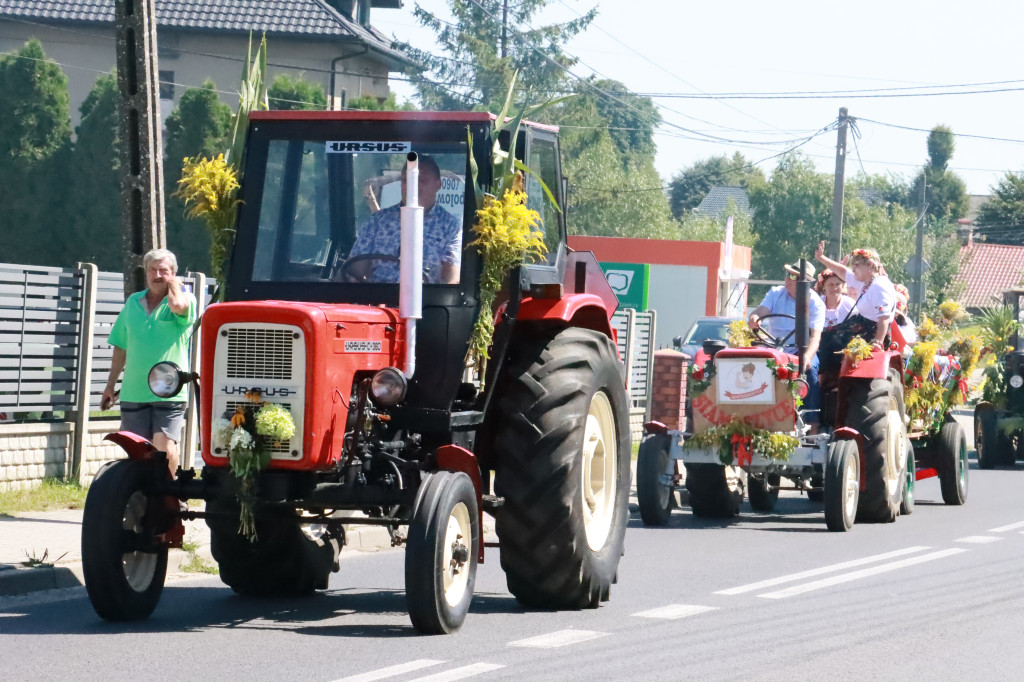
[637,268,968,531]
[82,111,631,634]
[974,287,1024,469]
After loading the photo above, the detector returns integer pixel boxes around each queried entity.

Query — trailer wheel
[900,435,916,516]
[844,377,904,523]
[824,439,859,532]
[406,471,479,634]
[82,459,168,621]
[206,498,337,597]
[748,473,780,512]
[494,327,630,609]
[686,464,742,518]
[974,404,1001,469]
[938,420,968,505]
[637,433,674,526]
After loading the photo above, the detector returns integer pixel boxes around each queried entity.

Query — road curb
[0,520,397,598]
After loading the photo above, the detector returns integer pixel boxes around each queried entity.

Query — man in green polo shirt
[102,248,197,478]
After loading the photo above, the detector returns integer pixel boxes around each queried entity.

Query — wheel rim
[883,399,903,498]
[582,391,617,551]
[958,437,969,493]
[122,491,157,592]
[441,500,472,608]
[843,452,858,521]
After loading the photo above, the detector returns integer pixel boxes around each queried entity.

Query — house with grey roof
[0,0,417,127]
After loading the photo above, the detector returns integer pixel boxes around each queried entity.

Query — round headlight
[1011,375,1023,389]
[149,361,183,399]
[370,367,407,407]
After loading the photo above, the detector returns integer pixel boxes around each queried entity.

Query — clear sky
[373,0,1024,196]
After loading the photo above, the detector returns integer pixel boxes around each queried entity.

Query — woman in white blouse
[815,268,855,330]
[815,241,897,351]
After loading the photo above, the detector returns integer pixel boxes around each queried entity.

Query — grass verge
[0,477,88,515]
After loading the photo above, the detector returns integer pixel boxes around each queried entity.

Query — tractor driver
[343,155,462,284]
[748,261,826,428]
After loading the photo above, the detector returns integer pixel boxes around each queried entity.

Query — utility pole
[829,107,849,260]
[913,178,928,321]
[115,0,166,296]
[500,0,509,59]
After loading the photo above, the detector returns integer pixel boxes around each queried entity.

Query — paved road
[2,438,1022,681]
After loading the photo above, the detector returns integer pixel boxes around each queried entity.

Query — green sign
[600,262,649,310]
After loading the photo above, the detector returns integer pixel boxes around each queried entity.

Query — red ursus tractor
[81,111,631,634]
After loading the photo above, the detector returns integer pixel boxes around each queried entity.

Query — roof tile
[958,241,1024,308]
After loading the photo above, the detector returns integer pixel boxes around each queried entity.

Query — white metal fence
[611,308,656,415]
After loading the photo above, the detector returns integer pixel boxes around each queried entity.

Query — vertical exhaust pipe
[795,257,810,374]
[399,152,423,379]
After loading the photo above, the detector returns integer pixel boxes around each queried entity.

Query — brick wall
[650,349,689,431]
[0,420,126,491]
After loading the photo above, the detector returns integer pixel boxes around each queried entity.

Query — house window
[159,71,174,101]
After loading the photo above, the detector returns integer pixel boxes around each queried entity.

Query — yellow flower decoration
[938,300,967,324]
[466,187,547,382]
[728,319,755,348]
[916,316,942,342]
[842,336,873,366]
[174,154,241,282]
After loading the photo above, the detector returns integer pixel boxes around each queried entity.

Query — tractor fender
[831,427,868,492]
[517,293,614,339]
[103,431,160,461]
[435,444,486,563]
[841,349,901,380]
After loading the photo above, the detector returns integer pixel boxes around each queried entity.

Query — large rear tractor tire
[206,497,338,597]
[844,376,905,524]
[686,464,742,518]
[82,459,169,621]
[637,433,674,526]
[494,327,631,609]
[938,420,969,505]
[748,473,780,512]
[974,404,1002,470]
[406,471,479,634]
[824,438,859,532]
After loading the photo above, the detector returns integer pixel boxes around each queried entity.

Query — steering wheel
[334,253,403,282]
[752,313,797,348]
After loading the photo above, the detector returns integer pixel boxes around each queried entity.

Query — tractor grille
[225,328,294,380]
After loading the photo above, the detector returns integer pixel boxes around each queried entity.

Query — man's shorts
[120,401,186,442]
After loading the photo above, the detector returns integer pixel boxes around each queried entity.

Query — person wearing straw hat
[748,259,826,426]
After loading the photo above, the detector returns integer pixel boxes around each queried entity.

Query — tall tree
[910,125,969,222]
[974,171,1024,245]
[0,39,72,266]
[395,0,595,113]
[66,74,121,270]
[267,74,328,110]
[746,153,832,279]
[348,92,418,111]
[164,81,232,275]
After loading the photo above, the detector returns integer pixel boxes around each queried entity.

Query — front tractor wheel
[637,432,674,526]
[405,471,479,634]
[938,420,969,505]
[494,327,631,609]
[824,438,859,531]
[82,459,169,621]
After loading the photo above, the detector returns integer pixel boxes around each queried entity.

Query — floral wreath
[849,248,881,268]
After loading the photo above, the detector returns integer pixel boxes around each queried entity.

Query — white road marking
[758,548,969,599]
[956,535,1003,544]
[331,659,444,682]
[714,546,931,595]
[508,629,609,648]
[988,521,1024,533]
[408,663,505,681]
[632,604,718,619]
